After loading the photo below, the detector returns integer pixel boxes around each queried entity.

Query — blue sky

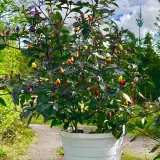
[113,0,160,37]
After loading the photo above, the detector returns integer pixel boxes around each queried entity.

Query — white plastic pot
[61,130,124,160]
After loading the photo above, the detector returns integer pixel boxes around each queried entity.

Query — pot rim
[61,130,118,139]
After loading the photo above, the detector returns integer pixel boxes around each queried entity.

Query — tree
[155,10,160,32]
[142,32,160,100]
[0,0,29,110]
[0,0,28,29]
[124,31,160,101]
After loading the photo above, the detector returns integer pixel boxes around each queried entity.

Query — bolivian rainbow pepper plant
[0,0,153,138]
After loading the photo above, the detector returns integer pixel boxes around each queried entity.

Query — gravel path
[20,124,159,160]
[123,135,159,159]
[20,124,63,160]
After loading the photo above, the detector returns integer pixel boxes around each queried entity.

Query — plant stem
[128,110,160,120]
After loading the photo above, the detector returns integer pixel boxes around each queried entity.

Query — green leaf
[147,81,155,87]
[103,28,109,32]
[51,119,58,128]
[28,58,35,67]
[92,52,105,59]
[20,111,32,119]
[38,103,52,113]
[112,2,119,7]
[21,49,30,57]
[86,111,96,119]
[12,86,22,105]
[0,97,6,106]
[88,100,97,108]
[133,108,141,114]
[63,122,69,130]
[153,154,160,160]
[50,11,62,21]
[59,0,67,3]
[25,95,31,102]
[64,109,72,116]
[112,128,123,139]
[141,117,147,126]
[56,4,62,10]
[20,95,25,106]
[150,144,160,153]
[138,92,146,99]
[102,9,115,15]
[130,135,139,142]
[28,5,36,10]
[0,44,5,50]
[62,51,69,55]
[71,7,81,13]
[97,111,106,127]
[136,121,145,129]
[65,69,77,75]
[94,0,98,4]
[123,93,133,103]
[36,28,44,34]
[107,89,119,97]
[23,40,32,45]
[99,82,106,91]
[73,22,80,27]
[82,27,90,38]
[127,124,135,133]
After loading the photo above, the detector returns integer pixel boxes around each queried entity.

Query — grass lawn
[122,149,152,160]
[0,127,35,160]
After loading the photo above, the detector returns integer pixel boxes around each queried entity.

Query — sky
[114,0,160,37]
[30,0,160,37]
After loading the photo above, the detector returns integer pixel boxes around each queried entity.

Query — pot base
[64,154,122,160]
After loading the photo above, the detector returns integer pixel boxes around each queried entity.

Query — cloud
[29,0,160,37]
[114,0,160,37]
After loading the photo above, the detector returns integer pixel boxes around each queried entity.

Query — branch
[0,93,11,96]
[32,0,63,55]
[0,13,13,19]
[134,128,160,143]
[128,110,160,120]
[5,44,20,50]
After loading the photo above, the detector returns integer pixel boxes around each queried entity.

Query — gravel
[123,134,159,159]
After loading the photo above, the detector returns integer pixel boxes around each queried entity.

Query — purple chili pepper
[16,73,21,82]
[127,47,131,52]
[29,101,34,106]
[80,12,84,19]
[30,11,36,15]
[35,8,38,13]
[6,30,10,35]
[37,41,41,47]
[30,26,35,33]
[16,26,20,32]
[117,51,122,54]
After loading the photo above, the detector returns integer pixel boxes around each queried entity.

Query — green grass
[0,148,6,159]
[122,149,152,160]
[0,127,35,160]
[23,115,51,125]
[56,147,64,156]
[128,116,160,137]
[23,115,63,129]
